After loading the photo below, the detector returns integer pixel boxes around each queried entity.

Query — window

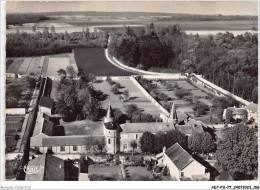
[108,138,111,144]
[73,146,77,151]
[181,172,184,178]
[123,144,127,149]
[136,134,138,139]
[60,146,65,151]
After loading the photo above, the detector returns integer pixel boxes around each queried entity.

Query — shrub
[175,89,190,98]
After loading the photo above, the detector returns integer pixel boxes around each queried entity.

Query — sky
[6,1,258,16]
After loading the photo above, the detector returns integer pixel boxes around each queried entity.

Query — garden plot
[46,57,70,77]
[6,58,24,73]
[17,57,32,74]
[88,165,122,181]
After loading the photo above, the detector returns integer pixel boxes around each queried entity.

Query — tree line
[108,24,258,103]
[6,28,109,57]
[6,14,50,25]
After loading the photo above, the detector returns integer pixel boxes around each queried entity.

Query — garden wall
[189,74,251,106]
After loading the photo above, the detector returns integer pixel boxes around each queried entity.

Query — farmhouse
[30,100,208,155]
[156,143,209,181]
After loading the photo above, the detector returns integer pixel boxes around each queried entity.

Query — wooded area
[6,28,109,57]
[6,14,50,25]
[108,24,258,103]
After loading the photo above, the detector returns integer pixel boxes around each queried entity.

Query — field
[47,57,70,76]
[116,79,162,115]
[88,165,122,181]
[125,166,154,181]
[93,80,127,113]
[6,52,77,77]
[93,79,162,116]
[74,47,135,76]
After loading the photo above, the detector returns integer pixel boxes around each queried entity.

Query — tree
[32,25,36,32]
[51,25,55,33]
[165,130,188,149]
[123,89,129,100]
[216,124,258,180]
[126,104,139,118]
[225,108,233,124]
[154,132,166,153]
[252,87,258,103]
[57,69,66,79]
[24,76,36,88]
[140,131,155,153]
[130,140,137,156]
[188,132,216,154]
[66,65,77,79]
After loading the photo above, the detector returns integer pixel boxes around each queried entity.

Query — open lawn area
[125,166,154,181]
[74,47,135,76]
[60,119,104,136]
[93,80,127,113]
[117,79,162,116]
[47,57,70,77]
[88,165,122,181]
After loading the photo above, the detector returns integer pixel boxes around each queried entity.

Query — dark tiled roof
[165,143,194,170]
[42,77,52,97]
[247,103,258,113]
[33,118,54,137]
[175,124,204,135]
[42,135,104,146]
[39,96,54,109]
[104,121,119,130]
[25,154,65,181]
[120,122,175,134]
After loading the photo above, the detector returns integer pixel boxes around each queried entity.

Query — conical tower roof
[106,101,114,119]
[169,103,177,120]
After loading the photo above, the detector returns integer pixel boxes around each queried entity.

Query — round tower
[103,102,120,154]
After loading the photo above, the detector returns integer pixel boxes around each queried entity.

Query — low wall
[130,76,169,115]
[95,76,131,81]
[189,74,251,106]
[138,74,187,80]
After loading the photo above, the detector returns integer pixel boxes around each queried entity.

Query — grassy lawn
[125,166,154,181]
[88,165,122,181]
[61,119,104,136]
[74,47,135,76]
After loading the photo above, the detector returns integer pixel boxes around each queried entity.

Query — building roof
[39,96,54,109]
[165,143,194,171]
[169,103,177,120]
[247,102,258,113]
[105,101,114,119]
[227,107,248,115]
[32,118,54,137]
[25,154,65,181]
[175,124,204,136]
[103,121,119,130]
[42,77,52,97]
[120,122,175,134]
[41,135,104,146]
[176,110,189,123]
